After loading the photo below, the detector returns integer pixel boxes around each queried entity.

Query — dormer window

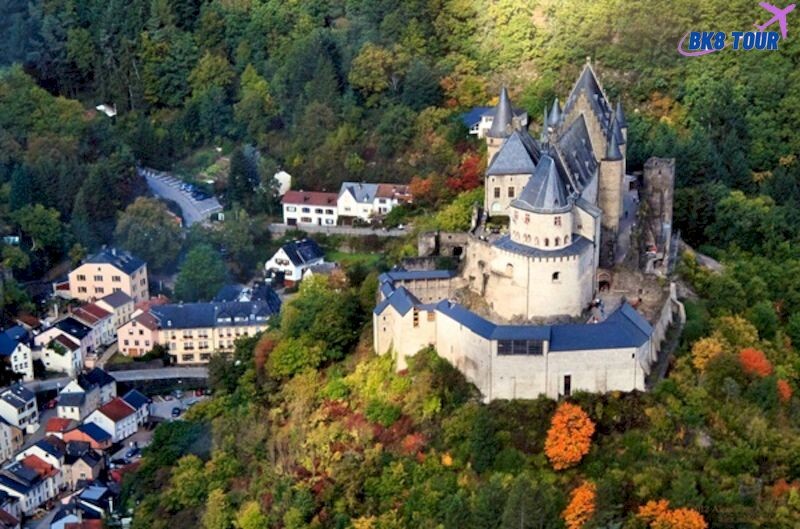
[554,216,562,226]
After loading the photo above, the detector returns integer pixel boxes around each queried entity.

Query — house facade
[281,191,338,227]
[117,310,159,357]
[67,248,149,304]
[336,182,412,222]
[71,304,115,347]
[264,239,325,285]
[84,398,137,443]
[95,291,135,330]
[0,331,33,382]
[0,421,23,465]
[0,386,38,434]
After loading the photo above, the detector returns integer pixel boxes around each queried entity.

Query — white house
[0,386,38,434]
[273,170,292,196]
[265,239,325,285]
[0,457,62,516]
[0,419,22,465]
[84,398,137,443]
[336,182,411,222]
[57,368,117,421]
[0,327,33,382]
[281,191,338,227]
[16,437,65,470]
[71,303,115,346]
[121,389,150,426]
[95,290,135,329]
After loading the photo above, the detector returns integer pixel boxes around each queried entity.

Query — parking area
[150,391,209,420]
[139,167,223,226]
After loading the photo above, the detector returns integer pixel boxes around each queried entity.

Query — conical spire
[488,86,514,138]
[610,116,625,145]
[548,97,561,128]
[615,98,627,128]
[541,106,549,142]
[605,127,622,161]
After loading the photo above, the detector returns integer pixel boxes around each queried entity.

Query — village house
[57,369,117,422]
[94,291,135,330]
[62,442,104,491]
[336,182,412,222]
[45,418,76,440]
[34,317,95,377]
[0,420,23,465]
[84,398,137,443]
[281,190,338,227]
[67,248,149,304]
[0,386,38,434]
[0,328,33,382]
[264,239,326,286]
[116,310,159,358]
[70,304,115,347]
[62,424,112,452]
[121,390,150,426]
[0,459,60,516]
[17,437,66,470]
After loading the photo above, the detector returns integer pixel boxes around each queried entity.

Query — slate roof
[605,128,622,161]
[281,239,325,266]
[563,63,614,135]
[33,436,65,459]
[493,234,593,259]
[122,389,149,410]
[555,115,599,193]
[55,317,92,340]
[213,284,244,302]
[1,385,34,408]
[97,291,133,308]
[84,368,115,389]
[76,423,111,443]
[151,298,280,330]
[129,311,159,331]
[374,287,419,317]
[547,97,562,126]
[460,106,493,128]
[616,99,627,127]
[379,270,457,283]
[281,190,338,207]
[486,131,540,176]
[0,334,19,357]
[488,87,515,138]
[3,325,28,343]
[58,393,85,407]
[512,154,570,214]
[339,182,379,203]
[83,248,145,275]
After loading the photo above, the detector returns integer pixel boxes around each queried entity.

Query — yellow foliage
[691,337,724,372]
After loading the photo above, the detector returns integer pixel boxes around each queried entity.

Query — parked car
[171,407,182,418]
[125,447,141,459]
[173,389,184,399]
[195,389,204,397]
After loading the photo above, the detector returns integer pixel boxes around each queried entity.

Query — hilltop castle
[373,61,681,401]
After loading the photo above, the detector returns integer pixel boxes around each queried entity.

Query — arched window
[544,238,550,247]
[506,263,514,276]
[564,235,570,244]
[552,272,560,282]
[524,234,531,242]
[555,237,561,246]
[524,214,530,224]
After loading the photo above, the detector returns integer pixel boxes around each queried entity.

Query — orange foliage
[778,379,793,403]
[771,478,800,498]
[638,500,707,529]
[409,176,433,201]
[446,153,484,192]
[562,481,596,529]
[739,348,773,377]
[254,334,278,375]
[544,402,596,470]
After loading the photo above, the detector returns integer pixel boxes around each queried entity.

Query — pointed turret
[610,117,625,145]
[540,106,549,142]
[615,99,627,128]
[488,87,514,138]
[547,98,562,128]
[605,128,622,161]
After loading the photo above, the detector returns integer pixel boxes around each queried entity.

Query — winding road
[138,167,222,226]
[24,367,208,393]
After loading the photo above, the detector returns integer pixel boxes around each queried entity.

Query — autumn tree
[778,379,792,403]
[202,488,232,529]
[637,500,707,529]
[544,402,595,470]
[562,481,596,529]
[691,337,724,372]
[739,348,773,377]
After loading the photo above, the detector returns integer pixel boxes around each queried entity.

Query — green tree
[500,474,563,529]
[188,51,234,96]
[165,454,207,510]
[203,489,232,529]
[174,244,226,302]
[13,204,62,253]
[115,197,182,271]
[234,64,276,140]
[1,245,29,272]
[8,165,32,212]
[235,501,268,529]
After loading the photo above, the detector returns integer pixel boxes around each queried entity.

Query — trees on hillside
[115,197,182,271]
[174,244,226,302]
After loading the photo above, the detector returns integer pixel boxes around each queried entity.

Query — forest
[2,0,800,527]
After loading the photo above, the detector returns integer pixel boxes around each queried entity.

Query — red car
[45,398,57,409]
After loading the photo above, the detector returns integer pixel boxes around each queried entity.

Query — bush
[365,399,402,427]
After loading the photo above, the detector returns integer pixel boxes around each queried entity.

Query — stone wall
[641,157,676,274]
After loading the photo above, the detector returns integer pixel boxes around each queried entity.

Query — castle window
[555,237,560,246]
[494,187,501,198]
[524,214,530,224]
[506,263,514,276]
[427,311,436,322]
[524,234,531,243]
[544,238,550,247]
[508,187,515,198]
[552,272,560,282]
[564,235,570,244]
[413,309,420,328]
[554,216,562,226]
[533,237,539,245]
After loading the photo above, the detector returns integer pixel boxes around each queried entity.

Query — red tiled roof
[22,455,59,479]
[17,314,42,328]
[65,521,104,529]
[55,281,71,291]
[135,295,169,312]
[97,397,135,422]
[282,190,338,207]
[53,334,80,351]
[46,417,74,433]
[72,304,111,325]
[132,311,159,331]
[0,508,18,526]
[376,184,412,201]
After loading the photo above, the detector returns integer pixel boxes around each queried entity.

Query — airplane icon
[755,2,796,39]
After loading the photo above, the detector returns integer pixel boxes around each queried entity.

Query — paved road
[24,367,208,393]
[139,167,222,226]
[269,223,407,238]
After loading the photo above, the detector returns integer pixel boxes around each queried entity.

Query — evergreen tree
[174,244,226,302]
[500,474,563,529]
[8,165,32,212]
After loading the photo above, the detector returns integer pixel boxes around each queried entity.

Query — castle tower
[616,99,628,143]
[485,87,514,163]
[598,129,624,268]
[547,98,561,133]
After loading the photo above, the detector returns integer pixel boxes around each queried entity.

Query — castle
[373,61,681,401]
